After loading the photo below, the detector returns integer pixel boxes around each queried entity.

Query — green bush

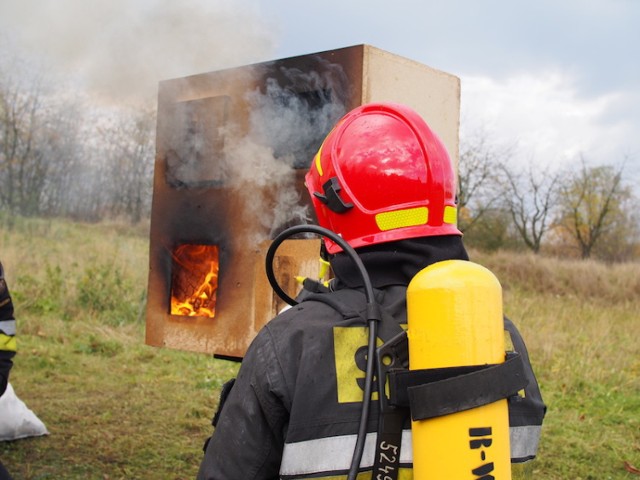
[76,263,142,325]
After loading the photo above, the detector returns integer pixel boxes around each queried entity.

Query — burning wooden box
[145,44,460,359]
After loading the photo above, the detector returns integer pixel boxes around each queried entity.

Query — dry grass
[473,249,640,480]
[1,216,241,479]
[472,248,640,304]
[1,217,639,479]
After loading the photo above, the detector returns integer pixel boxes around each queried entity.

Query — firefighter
[197,102,543,479]
[1,261,16,480]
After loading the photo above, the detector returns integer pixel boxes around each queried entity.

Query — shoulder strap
[301,289,363,321]
[302,289,408,480]
[302,288,405,342]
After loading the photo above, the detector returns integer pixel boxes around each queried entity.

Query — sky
[1,0,638,182]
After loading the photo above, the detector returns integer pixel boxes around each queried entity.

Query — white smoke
[247,63,349,168]
[220,60,348,242]
[0,0,278,104]
[0,0,350,242]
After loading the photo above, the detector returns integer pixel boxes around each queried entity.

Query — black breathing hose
[265,225,380,480]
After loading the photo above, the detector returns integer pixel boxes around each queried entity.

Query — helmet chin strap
[313,177,354,213]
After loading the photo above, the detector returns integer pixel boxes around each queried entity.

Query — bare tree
[555,158,630,259]
[457,129,511,233]
[0,50,85,218]
[37,97,85,216]
[98,106,155,223]
[0,60,46,215]
[499,162,560,254]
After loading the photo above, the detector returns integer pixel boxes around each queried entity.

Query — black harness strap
[303,289,544,480]
[302,290,546,466]
[403,353,529,421]
[371,307,408,480]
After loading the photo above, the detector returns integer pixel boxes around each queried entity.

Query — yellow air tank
[407,260,511,479]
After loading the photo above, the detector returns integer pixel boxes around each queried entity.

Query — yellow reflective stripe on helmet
[375,207,428,231]
[0,333,16,352]
[314,146,324,177]
[443,205,458,224]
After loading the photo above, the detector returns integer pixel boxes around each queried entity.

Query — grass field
[1,216,639,479]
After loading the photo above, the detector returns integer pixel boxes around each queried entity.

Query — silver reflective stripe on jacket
[280,424,540,476]
[280,430,413,477]
[510,425,542,461]
[0,319,16,336]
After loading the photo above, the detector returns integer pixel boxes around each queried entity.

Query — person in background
[0,261,16,480]
[0,262,16,396]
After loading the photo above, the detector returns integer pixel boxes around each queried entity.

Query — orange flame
[170,244,219,317]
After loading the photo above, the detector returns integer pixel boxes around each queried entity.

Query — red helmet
[305,102,460,254]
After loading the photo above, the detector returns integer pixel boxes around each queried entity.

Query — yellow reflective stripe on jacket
[0,332,16,352]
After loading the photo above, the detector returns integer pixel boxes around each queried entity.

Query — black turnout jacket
[197,237,544,479]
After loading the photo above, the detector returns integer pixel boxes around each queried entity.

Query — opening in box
[170,244,220,318]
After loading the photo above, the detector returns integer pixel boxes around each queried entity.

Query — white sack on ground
[0,383,49,441]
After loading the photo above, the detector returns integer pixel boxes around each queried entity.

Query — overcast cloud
[1,0,638,180]
[264,0,639,175]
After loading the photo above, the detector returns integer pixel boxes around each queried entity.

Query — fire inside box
[145,45,460,359]
[171,244,220,318]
